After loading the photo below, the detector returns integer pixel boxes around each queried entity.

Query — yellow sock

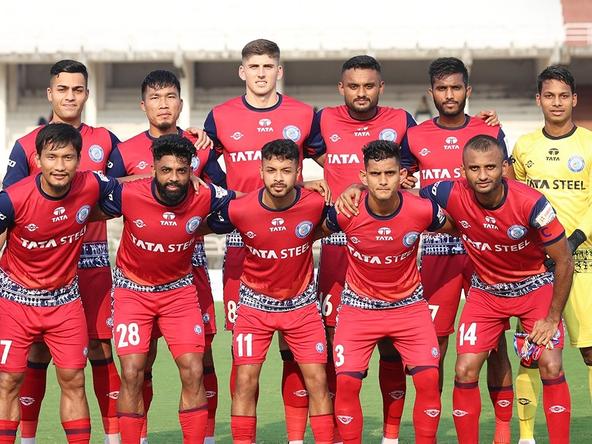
[516,365,541,440]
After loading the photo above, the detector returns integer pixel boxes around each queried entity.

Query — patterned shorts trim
[0,268,80,307]
[321,232,347,246]
[574,248,592,274]
[78,241,110,269]
[471,272,553,298]
[238,281,318,312]
[420,233,466,256]
[341,284,424,310]
[112,267,193,293]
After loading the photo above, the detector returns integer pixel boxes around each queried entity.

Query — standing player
[2,60,121,443]
[322,140,449,443]
[511,65,592,444]
[203,39,320,443]
[0,123,120,443]
[422,135,573,444]
[107,69,224,444]
[206,139,333,444]
[98,135,235,444]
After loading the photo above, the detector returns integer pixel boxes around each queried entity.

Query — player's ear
[572,93,578,108]
[140,98,146,113]
[460,164,467,178]
[535,93,542,107]
[46,87,52,102]
[259,164,264,180]
[359,169,368,186]
[501,159,509,175]
[466,85,472,98]
[34,153,41,169]
[338,82,345,97]
[276,65,284,81]
[238,64,246,82]
[399,167,408,181]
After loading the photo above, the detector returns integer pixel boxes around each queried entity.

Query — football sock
[379,358,406,440]
[118,413,144,444]
[179,404,208,444]
[542,374,570,444]
[0,420,18,443]
[141,371,153,440]
[90,357,120,436]
[310,414,335,444]
[281,350,308,442]
[62,418,91,443]
[489,384,513,444]
[452,379,481,444]
[334,372,364,444]
[516,364,540,440]
[19,361,49,440]
[230,415,257,444]
[204,366,218,441]
[409,367,441,444]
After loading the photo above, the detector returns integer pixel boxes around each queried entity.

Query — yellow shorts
[563,270,592,347]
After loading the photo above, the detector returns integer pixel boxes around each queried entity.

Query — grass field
[32,301,589,443]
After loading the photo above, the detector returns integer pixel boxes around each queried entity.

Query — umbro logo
[337,415,354,425]
[107,391,119,400]
[389,390,405,400]
[19,397,35,406]
[453,409,468,417]
[293,390,308,397]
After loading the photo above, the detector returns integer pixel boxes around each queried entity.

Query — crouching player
[96,135,236,443]
[323,140,451,443]
[421,135,573,444]
[206,139,333,444]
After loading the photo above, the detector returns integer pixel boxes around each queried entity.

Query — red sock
[452,379,481,444]
[335,373,364,444]
[0,420,18,443]
[204,366,218,438]
[410,367,441,444]
[281,351,308,441]
[379,358,406,439]
[542,374,571,444]
[62,418,91,443]
[231,415,257,444]
[19,361,49,438]
[310,414,335,444]
[489,385,513,444]
[179,404,208,444]
[141,371,153,438]
[90,357,120,435]
[326,357,342,443]
[118,413,144,444]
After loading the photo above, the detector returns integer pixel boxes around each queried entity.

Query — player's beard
[155,180,188,206]
[155,121,175,132]
[435,96,467,118]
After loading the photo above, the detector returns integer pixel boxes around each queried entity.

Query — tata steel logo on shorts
[257,118,273,133]
[230,132,244,141]
[161,212,177,226]
[354,126,370,137]
[88,144,104,163]
[283,125,302,142]
[337,415,354,425]
[186,216,202,234]
[76,205,91,224]
[269,218,286,232]
[379,128,397,142]
[507,225,527,240]
[444,136,460,150]
[194,324,203,335]
[295,221,313,238]
[315,342,325,353]
[329,134,341,143]
[25,223,38,232]
[568,155,585,173]
[52,206,68,222]
[376,227,393,241]
[136,161,149,170]
[403,231,420,247]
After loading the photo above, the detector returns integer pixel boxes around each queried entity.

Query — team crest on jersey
[88,144,104,163]
[194,324,203,335]
[315,342,325,353]
[295,221,313,238]
[507,225,527,240]
[568,155,585,173]
[403,231,420,247]
[83,347,88,357]
[283,125,301,142]
[186,216,202,234]
[379,128,397,142]
[76,205,91,224]
[191,156,200,171]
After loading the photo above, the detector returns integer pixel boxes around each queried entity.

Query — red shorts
[420,254,473,337]
[333,302,440,373]
[78,266,113,339]
[317,244,348,327]
[0,298,88,372]
[193,266,217,336]
[222,246,246,330]
[457,284,565,354]
[232,303,327,365]
[113,285,205,359]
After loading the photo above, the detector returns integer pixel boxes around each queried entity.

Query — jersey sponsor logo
[419,148,431,157]
[452,409,468,417]
[568,155,585,173]
[52,206,68,222]
[483,216,498,230]
[534,202,557,228]
[526,178,586,191]
[245,241,310,260]
[88,144,104,163]
[315,342,325,353]
[129,232,195,253]
[19,226,87,249]
[377,227,393,241]
[354,126,370,137]
[337,415,354,425]
[327,153,360,164]
[379,128,397,141]
[136,161,149,170]
[546,147,560,161]
[186,216,202,234]
[329,134,341,142]
[191,156,200,171]
[7,159,15,168]
[507,225,527,240]
[25,223,38,232]
[134,219,146,228]
[230,131,244,141]
[421,167,461,181]
[194,324,203,335]
[295,221,313,238]
[19,397,35,406]
[424,409,440,418]
[347,244,415,264]
[257,118,273,133]
[76,205,91,224]
[444,136,460,150]
[161,212,177,226]
[402,231,420,247]
[270,217,286,232]
[283,125,302,142]
[461,233,531,253]
[228,150,261,163]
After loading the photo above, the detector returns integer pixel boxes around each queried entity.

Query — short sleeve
[427,200,447,232]
[528,196,565,246]
[325,206,342,233]
[0,192,15,233]
[98,181,123,217]
[3,142,30,188]
[419,180,455,209]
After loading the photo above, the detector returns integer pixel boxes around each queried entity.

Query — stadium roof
[0,0,565,62]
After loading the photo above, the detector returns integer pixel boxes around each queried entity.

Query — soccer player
[206,139,334,444]
[203,39,320,442]
[107,69,224,443]
[421,135,573,444]
[321,140,450,443]
[2,60,121,443]
[97,134,235,444]
[0,123,120,444]
[511,65,592,444]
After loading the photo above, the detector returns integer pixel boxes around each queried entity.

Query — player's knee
[454,359,479,382]
[234,369,259,397]
[0,372,23,397]
[303,368,328,395]
[120,362,145,387]
[178,357,204,388]
[56,368,85,393]
[538,357,563,379]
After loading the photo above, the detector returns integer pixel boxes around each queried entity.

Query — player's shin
[488,385,513,444]
[452,379,481,444]
[410,366,441,443]
[281,349,308,443]
[334,373,364,444]
[378,357,406,441]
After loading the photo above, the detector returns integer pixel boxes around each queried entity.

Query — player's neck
[543,120,576,138]
[50,115,82,129]
[347,106,378,122]
[244,90,280,109]
[367,192,400,217]
[261,188,297,210]
[435,113,466,128]
[148,124,179,139]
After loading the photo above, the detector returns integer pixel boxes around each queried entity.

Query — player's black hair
[537,65,576,94]
[151,134,195,165]
[429,57,469,87]
[50,59,88,84]
[362,140,401,167]
[141,70,181,98]
[242,39,280,61]
[261,139,300,163]
[463,134,503,155]
[35,123,82,156]
[342,55,381,73]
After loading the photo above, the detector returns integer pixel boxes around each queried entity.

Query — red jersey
[403,115,507,187]
[0,171,118,290]
[101,180,234,286]
[421,178,565,284]
[208,187,327,299]
[3,123,119,268]
[315,105,416,196]
[326,192,445,301]
[204,94,317,193]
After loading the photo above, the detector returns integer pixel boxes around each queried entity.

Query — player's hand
[189,175,207,193]
[303,179,332,205]
[335,185,364,218]
[475,110,500,126]
[401,175,417,189]
[528,318,560,347]
[186,127,213,150]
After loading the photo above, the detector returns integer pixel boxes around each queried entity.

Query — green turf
[32,301,589,443]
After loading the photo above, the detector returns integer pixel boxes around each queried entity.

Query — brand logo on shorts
[379,128,397,141]
[231,132,244,141]
[403,231,420,247]
[186,216,202,234]
[329,134,341,143]
[315,342,325,353]
[25,223,38,232]
[389,390,405,400]
[419,148,431,157]
[337,415,354,425]
[107,391,119,400]
[452,409,468,417]
[270,218,286,232]
[293,390,309,397]
[19,397,35,406]
[89,144,104,163]
[497,400,511,408]
[507,224,527,240]
[568,155,585,173]
[431,347,440,358]
[136,161,149,170]
[161,212,177,226]
[206,391,217,398]
[191,155,200,171]
[424,409,440,418]
[295,221,314,238]
[76,205,91,224]
[377,227,393,241]
[283,125,301,142]
[52,206,68,222]
[134,219,146,228]
[549,405,567,413]
[202,313,210,323]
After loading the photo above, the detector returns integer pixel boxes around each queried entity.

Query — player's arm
[2,141,30,188]
[400,133,419,189]
[334,184,366,218]
[203,201,235,236]
[90,175,124,222]
[306,109,327,167]
[508,140,527,182]
[0,192,15,237]
[201,149,227,187]
[203,110,223,156]
[426,199,458,236]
